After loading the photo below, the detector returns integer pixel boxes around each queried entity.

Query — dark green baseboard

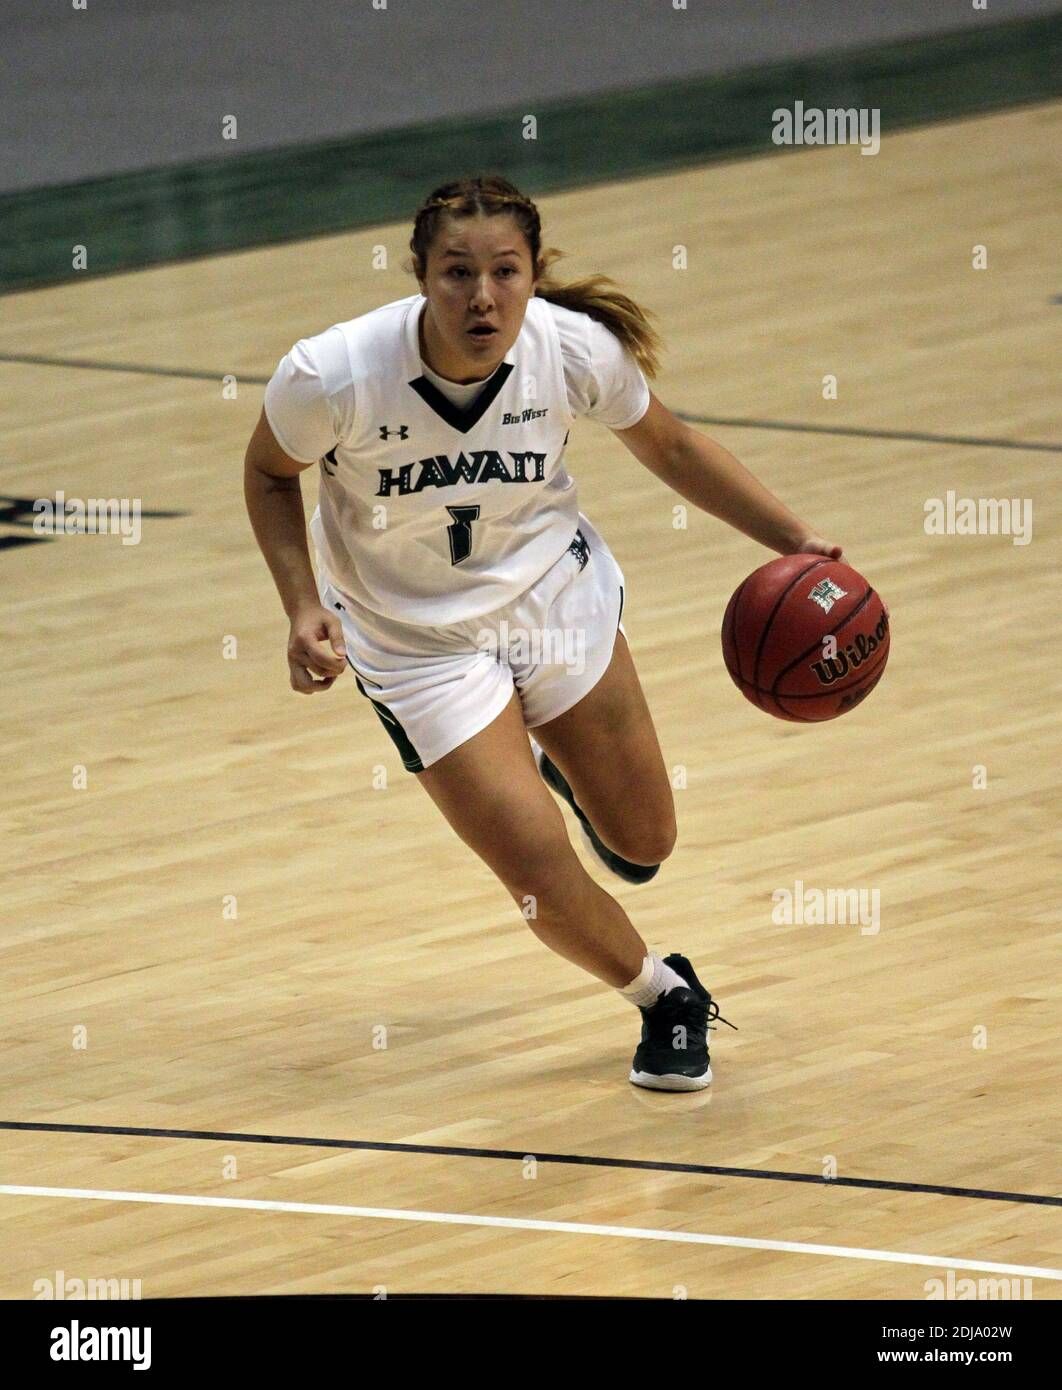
[1,13,1060,294]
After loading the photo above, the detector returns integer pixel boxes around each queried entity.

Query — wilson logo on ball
[810,612,890,686]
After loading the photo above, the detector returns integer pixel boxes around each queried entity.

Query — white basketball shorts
[316,512,627,772]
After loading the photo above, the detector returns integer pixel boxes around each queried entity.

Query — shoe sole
[629,1065,713,1092]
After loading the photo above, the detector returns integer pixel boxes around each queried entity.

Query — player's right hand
[287,604,347,694]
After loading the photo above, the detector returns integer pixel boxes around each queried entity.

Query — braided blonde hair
[408,175,662,378]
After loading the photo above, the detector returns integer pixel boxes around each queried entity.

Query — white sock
[620,953,689,1009]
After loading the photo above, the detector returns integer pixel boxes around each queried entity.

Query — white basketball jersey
[264,292,649,625]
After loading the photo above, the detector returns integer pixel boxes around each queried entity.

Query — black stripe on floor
[0,352,1057,453]
[2,1119,1058,1208]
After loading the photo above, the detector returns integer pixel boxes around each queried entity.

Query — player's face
[418,214,538,381]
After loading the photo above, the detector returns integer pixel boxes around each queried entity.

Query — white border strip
[3,1184,1060,1281]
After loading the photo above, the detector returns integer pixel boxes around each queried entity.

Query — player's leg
[414,688,648,988]
[416,686,727,1090]
[515,521,675,876]
[532,629,677,868]
[325,565,726,1089]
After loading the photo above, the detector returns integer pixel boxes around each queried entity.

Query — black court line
[673,411,1062,455]
[3,1120,1059,1209]
[0,351,265,386]
[1,351,1059,455]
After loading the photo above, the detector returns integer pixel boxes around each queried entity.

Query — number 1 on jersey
[445,504,481,565]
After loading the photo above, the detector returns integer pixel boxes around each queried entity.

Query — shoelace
[706,997,738,1033]
[645,992,738,1044]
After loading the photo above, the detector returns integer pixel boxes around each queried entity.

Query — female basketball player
[244,175,843,1091]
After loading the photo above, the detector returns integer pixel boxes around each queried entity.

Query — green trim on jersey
[353,674,425,774]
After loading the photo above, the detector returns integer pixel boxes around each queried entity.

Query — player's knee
[499,832,584,908]
[613,816,677,867]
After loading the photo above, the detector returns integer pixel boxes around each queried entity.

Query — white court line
[2,1184,1060,1281]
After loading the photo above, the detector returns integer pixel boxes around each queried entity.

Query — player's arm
[243,407,347,693]
[612,392,844,561]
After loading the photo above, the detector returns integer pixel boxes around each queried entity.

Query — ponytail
[534,248,662,379]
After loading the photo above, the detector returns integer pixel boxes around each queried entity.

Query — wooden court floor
[2,100,1060,1299]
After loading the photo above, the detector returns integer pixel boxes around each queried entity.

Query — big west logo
[376,450,547,497]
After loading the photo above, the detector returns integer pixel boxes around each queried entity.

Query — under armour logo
[379,425,410,441]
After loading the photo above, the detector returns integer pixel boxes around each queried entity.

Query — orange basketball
[721,554,890,721]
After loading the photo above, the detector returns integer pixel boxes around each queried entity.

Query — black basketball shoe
[530,739,660,884]
[629,954,736,1091]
